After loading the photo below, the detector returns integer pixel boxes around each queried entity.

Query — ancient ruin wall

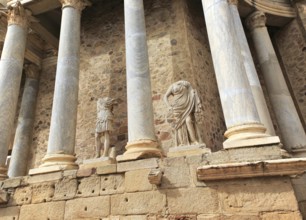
[29,0,226,168]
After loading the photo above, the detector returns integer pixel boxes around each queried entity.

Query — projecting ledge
[197,158,306,181]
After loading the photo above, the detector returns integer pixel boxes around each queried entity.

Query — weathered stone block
[27,171,62,184]
[117,158,159,172]
[63,170,78,178]
[161,166,190,188]
[19,201,65,220]
[0,189,8,204]
[31,182,55,203]
[10,186,32,205]
[161,156,185,167]
[65,196,110,219]
[2,177,22,189]
[190,165,206,187]
[54,177,77,200]
[260,211,302,220]
[167,188,219,214]
[218,178,299,213]
[100,174,125,195]
[111,191,166,215]
[125,169,152,192]
[77,176,100,197]
[0,206,20,220]
[77,167,96,177]
[97,164,117,175]
[168,215,197,220]
[197,214,222,220]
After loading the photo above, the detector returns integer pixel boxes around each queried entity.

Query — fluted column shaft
[201,0,279,148]
[0,2,29,180]
[117,0,162,161]
[246,11,306,155]
[229,0,275,135]
[37,0,90,170]
[8,64,40,177]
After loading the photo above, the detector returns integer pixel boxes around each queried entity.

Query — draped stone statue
[95,97,118,158]
[164,80,204,147]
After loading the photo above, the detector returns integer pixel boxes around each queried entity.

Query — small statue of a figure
[164,80,203,147]
[95,97,117,158]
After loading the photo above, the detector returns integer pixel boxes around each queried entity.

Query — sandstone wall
[1,155,302,220]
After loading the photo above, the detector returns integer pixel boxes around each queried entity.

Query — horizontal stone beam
[7,0,61,15]
[197,158,306,181]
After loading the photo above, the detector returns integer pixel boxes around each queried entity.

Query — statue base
[80,157,116,169]
[167,144,211,158]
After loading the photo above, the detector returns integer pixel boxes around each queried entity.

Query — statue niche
[164,80,204,148]
[95,97,118,159]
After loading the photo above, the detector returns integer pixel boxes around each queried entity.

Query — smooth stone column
[0,2,29,180]
[228,0,276,135]
[29,0,90,175]
[201,0,280,149]
[8,64,40,177]
[246,11,306,156]
[117,0,162,161]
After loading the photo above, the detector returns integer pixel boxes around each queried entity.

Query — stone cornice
[24,63,40,79]
[7,1,31,29]
[243,0,296,18]
[245,11,267,30]
[197,158,306,181]
[59,0,91,11]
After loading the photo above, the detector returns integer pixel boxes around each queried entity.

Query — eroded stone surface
[31,182,55,203]
[54,178,77,200]
[0,206,20,220]
[19,201,65,220]
[125,169,152,192]
[65,196,110,219]
[111,191,166,215]
[77,176,100,197]
[100,174,125,195]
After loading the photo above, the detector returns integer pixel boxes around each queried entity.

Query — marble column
[0,2,29,180]
[246,11,306,155]
[228,0,275,135]
[117,0,162,161]
[30,0,90,174]
[8,64,40,178]
[201,0,280,149]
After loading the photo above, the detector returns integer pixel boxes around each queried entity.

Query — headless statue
[95,97,117,158]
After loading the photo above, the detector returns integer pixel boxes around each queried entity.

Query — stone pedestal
[8,64,40,178]
[201,0,280,149]
[167,144,211,158]
[117,0,162,161]
[246,11,306,155]
[80,157,115,169]
[229,0,275,135]
[0,2,29,180]
[29,0,90,175]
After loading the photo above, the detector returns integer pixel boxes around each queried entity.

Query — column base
[0,166,8,181]
[291,146,306,158]
[116,139,163,162]
[223,123,280,149]
[29,154,78,175]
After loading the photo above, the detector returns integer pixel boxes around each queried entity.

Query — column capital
[59,0,91,11]
[7,1,31,29]
[245,11,267,31]
[228,0,238,5]
[24,63,40,80]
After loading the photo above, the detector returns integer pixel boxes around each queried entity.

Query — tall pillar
[246,11,306,156]
[117,0,162,161]
[8,64,40,178]
[0,2,29,180]
[29,0,90,174]
[201,0,280,149]
[228,0,276,135]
